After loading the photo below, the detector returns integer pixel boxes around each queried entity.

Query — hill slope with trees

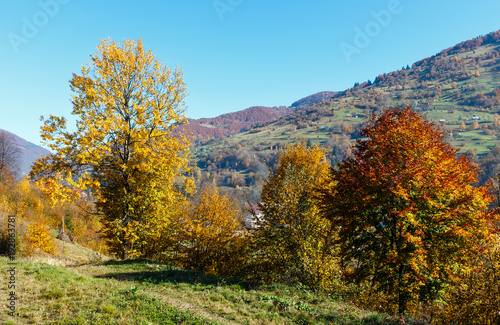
[2,34,500,324]
[190,30,500,203]
[178,106,295,140]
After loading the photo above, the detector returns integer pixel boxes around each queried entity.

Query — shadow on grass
[88,260,427,325]
[93,259,257,290]
[100,258,155,266]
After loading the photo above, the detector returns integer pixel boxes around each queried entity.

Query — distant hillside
[189,29,500,202]
[0,129,51,176]
[276,30,500,121]
[291,91,338,108]
[179,106,295,140]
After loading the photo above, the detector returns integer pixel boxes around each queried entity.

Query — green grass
[0,257,220,324]
[0,256,412,325]
[195,106,497,160]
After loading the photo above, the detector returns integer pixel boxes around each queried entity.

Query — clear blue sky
[1,0,500,147]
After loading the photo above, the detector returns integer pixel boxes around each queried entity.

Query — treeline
[177,106,295,141]
[425,30,500,60]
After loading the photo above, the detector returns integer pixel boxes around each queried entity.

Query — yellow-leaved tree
[251,142,339,289]
[30,38,194,259]
[177,186,247,276]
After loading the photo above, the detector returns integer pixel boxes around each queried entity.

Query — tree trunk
[121,239,128,260]
[398,264,407,315]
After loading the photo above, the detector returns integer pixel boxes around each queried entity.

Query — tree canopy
[319,106,499,314]
[30,38,193,258]
[177,186,245,276]
[252,142,339,287]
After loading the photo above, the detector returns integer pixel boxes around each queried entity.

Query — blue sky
[1,0,500,147]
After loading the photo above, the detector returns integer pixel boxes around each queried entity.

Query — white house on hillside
[244,202,262,229]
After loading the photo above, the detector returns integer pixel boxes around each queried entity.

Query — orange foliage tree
[319,106,499,315]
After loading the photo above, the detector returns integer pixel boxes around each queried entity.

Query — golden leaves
[254,141,340,288]
[25,220,56,255]
[29,38,193,258]
[176,186,245,275]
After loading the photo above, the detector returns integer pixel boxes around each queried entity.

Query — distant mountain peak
[291,91,338,108]
[178,106,295,140]
[0,129,51,177]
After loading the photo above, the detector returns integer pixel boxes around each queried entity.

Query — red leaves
[320,105,500,314]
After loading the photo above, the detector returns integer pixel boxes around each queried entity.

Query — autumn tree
[469,120,480,130]
[25,218,57,255]
[493,113,500,130]
[252,142,339,288]
[326,134,353,165]
[340,122,352,134]
[0,130,21,182]
[30,39,193,259]
[177,186,246,276]
[437,241,500,324]
[319,106,498,315]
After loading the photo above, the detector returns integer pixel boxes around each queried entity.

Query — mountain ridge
[179,105,296,140]
[0,129,51,177]
[188,29,500,202]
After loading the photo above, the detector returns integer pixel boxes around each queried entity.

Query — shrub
[24,219,57,255]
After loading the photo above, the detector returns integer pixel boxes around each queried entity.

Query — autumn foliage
[319,106,499,314]
[5,36,500,324]
[0,174,106,257]
[176,186,247,276]
[24,219,56,255]
[437,240,500,324]
[30,38,193,259]
[252,142,339,288]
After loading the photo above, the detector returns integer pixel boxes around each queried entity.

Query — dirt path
[144,290,243,325]
[74,263,243,325]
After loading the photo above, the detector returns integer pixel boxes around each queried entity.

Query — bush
[436,241,500,324]
[176,186,249,277]
[24,219,57,255]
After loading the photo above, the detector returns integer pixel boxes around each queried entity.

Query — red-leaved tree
[319,106,499,315]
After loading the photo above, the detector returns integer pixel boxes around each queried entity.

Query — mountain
[290,91,338,108]
[281,30,500,117]
[189,29,500,202]
[0,129,51,177]
[178,106,295,140]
